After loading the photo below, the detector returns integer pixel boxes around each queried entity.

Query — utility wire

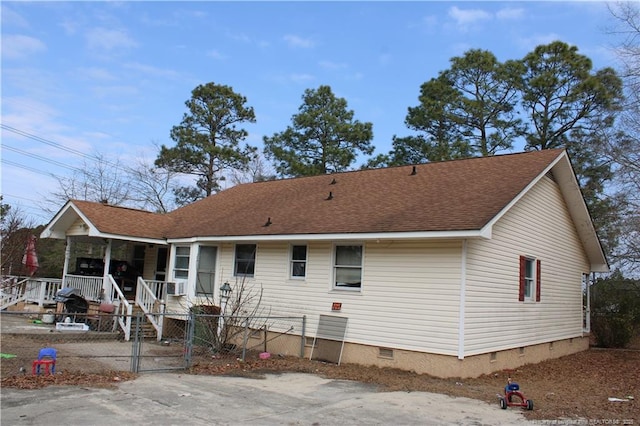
[1,124,125,172]
[1,159,59,178]
[3,145,81,172]
[2,124,100,161]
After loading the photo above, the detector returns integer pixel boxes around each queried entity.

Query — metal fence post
[300,315,306,358]
[241,318,249,362]
[185,311,195,368]
[131,312,141,373]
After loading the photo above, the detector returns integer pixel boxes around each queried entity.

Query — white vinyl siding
[464,175,589,356]
[215,240,462,357]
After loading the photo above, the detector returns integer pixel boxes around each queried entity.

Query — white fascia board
[167,229,488,244]
[92,233,168,246]
[481,151,608,273]
[40,201,86,239]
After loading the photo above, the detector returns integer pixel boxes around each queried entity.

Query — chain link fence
[1,311,306,378]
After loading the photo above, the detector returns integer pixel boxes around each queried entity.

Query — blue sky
[1,1,622,224]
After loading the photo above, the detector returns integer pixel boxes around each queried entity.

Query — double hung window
[174,246,190,279]
[334,245,363,290]
[290,245,307,279]
[519,255,541,302]
[234,244,256,277]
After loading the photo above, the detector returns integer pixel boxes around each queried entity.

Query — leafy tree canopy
[522,41,623,150]
[155,82,257,204]
[264,85,374,177]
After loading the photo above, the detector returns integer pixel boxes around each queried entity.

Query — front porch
[1,274,170,341]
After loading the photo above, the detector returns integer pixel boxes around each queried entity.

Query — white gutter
[167,229,489,244]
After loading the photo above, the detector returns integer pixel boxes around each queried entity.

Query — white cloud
[448,6,491,27]
[2,35,46,59]
[1,6,29,28]
[516,34,563,52]
[319,60,347,70]
[422,15,438,30]
[284,34,314,49]
[90,84,140,99]
[496,7,524,21]
[76,67,117,81]
[207,49,226,60]
[1,97,63,134]
[122,62,182,79]
[289,73,315,83]
[86,27,138,51]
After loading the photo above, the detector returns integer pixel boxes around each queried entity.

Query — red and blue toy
[499,378,533,410]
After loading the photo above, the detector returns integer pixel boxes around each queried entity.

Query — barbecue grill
[54,288,88,321]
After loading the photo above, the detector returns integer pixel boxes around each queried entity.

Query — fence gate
[132,312,193,373]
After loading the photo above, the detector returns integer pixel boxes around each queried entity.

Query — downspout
[458,239,467,360]
[585,272,593,333]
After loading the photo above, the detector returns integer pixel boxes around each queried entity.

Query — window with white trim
[519,255,540,302]
[173,246,190,279]
[333,244,363,290]
[290,244,307,279]
[234,244,256,277]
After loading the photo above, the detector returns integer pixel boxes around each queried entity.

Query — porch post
[62,237,71,285]
[103,239,113,302]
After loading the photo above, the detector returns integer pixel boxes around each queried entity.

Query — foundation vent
[378,347,394,359]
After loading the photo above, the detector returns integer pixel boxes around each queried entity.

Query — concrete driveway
[1,372,531,425]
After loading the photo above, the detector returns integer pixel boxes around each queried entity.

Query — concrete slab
[0,372,532,425]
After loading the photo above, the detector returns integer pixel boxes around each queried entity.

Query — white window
[290,245,307,279]
[519,255,540,302]
[333,244,363,290]
[234,244,256,277]
[174,246,190,279]
[524,258,535,300]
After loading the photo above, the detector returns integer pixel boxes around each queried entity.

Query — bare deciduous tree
[46,154,131,212]
[126,155,179,213]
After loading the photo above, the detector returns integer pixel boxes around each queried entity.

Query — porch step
[131,305,158,339]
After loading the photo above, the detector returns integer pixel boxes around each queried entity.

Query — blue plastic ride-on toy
[499,378,533,410]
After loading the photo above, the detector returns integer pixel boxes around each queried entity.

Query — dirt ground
[2,334,638,423]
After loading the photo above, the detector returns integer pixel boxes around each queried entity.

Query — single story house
[41,148,607,377]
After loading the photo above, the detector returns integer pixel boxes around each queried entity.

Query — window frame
[332,243,364,291]
[173,246,190,280]
[519,255,541,302]
[234,243,257,277]
[289,244,307,280]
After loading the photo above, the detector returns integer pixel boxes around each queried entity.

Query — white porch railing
[109,275,133,341]
[135,277,166,341]
[1,276,63,311]
[2,273,170,343]
[64,275,104,302]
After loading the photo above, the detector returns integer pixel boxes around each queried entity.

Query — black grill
[55,288,88,316]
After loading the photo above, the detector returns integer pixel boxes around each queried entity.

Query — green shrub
[591,312,635,348]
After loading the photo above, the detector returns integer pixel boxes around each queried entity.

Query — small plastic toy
[499,378,533,410]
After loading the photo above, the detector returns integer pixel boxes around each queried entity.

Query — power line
[2,124,101,162]
[1,124,126,172]
[3,145,81,172]
[1,159,59,178]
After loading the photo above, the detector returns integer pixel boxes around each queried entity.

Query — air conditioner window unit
[167,280,186,296]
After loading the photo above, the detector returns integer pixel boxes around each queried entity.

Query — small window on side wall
[519,255,541,302]
[290,245,307,279]
[234,244,256,277]
[174,246,190,279]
